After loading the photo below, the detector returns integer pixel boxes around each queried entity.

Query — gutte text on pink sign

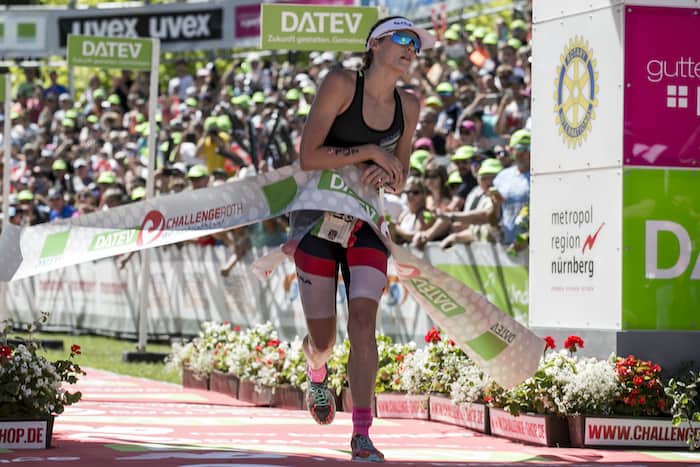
[624,6,700,168]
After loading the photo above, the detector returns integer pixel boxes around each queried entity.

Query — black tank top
[324,71,404,154]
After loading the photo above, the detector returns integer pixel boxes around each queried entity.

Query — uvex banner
[261,4,378,52]
[58,8,223,47]
[0,165,543,389]
[67,35,153,71]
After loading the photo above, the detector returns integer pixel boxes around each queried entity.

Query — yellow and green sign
[623,168,700,330]
[67,35,153,70]
[0,75,5,102]
[261,4,378,52]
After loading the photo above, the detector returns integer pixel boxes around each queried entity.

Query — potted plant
[447,359,492,433]
[665,370,700,450]
[234,322,287,406]
[276,336,308,410]
[327,338,350,412]
[487,336,580,447]
[208,322,242,398]
[0,315,84,450]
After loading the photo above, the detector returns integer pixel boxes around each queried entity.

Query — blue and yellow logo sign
[553,37,599,148]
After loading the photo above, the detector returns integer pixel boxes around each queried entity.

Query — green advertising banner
[623,168,700,330]
[0,75,5,102]
[261,4,378,52]
[67,35,153,70]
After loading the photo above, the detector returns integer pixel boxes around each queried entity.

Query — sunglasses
[404,189,424,196]
[384,31,421,55]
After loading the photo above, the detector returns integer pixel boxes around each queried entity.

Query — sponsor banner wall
[624,5,700,168]
[261,4,377,52]
[531,5,623,174]
[529,168,622,330]
[622,168,700,330]
[6,242,525,346]
[67,35,154,71]
[585,417,700,447]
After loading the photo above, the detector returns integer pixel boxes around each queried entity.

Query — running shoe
[306,364,335,425]
[351,434,385,463]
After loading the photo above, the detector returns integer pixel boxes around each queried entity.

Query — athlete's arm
[299,69,403,183]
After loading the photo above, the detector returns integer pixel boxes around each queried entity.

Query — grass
[7,332,182,385]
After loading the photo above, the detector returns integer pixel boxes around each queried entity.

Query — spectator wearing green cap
[16,189,46,225]
[435,81,461,134]
[492,128,530,246]
[437,157,504,248]
[187,164,210,190]
[510,18,529,45]
[196,117,234,173]
[409,149,431,177]
[50,159,73,194]
[447,145,478,211]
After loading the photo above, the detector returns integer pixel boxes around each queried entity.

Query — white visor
[366,17,436,51]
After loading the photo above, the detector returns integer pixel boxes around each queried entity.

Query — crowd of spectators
[0,7,532,266]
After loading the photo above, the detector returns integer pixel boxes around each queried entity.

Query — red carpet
[1,369,698,466]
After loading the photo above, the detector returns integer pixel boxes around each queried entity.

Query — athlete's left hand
[361,165,392,190]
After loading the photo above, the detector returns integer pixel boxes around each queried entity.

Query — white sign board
[529,168,622,330]
[585,417,700,447]
[531,5,624,174]
[0,420,50,449]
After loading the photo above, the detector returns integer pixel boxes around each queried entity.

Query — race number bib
[312,212,358,247]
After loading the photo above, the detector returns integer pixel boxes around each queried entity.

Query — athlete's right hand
[371,146,404,187]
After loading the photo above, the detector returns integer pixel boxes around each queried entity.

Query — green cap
[87,115,99,124]
[446,59,458,69]
[472,26,488,40]
[451,145,476,161]
[409,149,431,174]
[510,19,526,30]
[507,38,523,50]
[447,170,463,185]
[108,94,121,105]
[217,115,232,132]
[17,189,34,202]
[449,23,461,32]
[204,116,218,131]
[185,97,198,107]
[131,186,146,201]
[483,32,499,45]
[93,89,106,99]
[65,109,79,120]
[443,29,459,41]
[302,85,316,95]
[136,122,149,136]
[51,159,67,171]
[425,96,443,107]
[172,131,182,145]
[436,82,454,95]
[187,164,209,179]
[136,113,145,123]
[285,89,300,101]
[509,129,531,148]
[252,92,265,104]
[464,23,476,33]
[62,118,75,128]
[231,95,251,108]
[296,104,310,117]
[478,158,504,176]
[97,171,116,184]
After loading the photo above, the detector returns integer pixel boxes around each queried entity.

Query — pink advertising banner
[235,0,356,40]
[624,6,700,168]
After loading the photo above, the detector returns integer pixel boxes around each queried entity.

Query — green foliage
[665,370,700,450]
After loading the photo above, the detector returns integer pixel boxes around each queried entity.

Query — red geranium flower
[0,346,12,358]
[395,353,403,362]
[233,325,241,332]
[448,339,456,347]
[267,339,281,347]
[70,344,82,355]
[563,335,584,352]
[633,376,644,386]
[544,336,556,350]
[424,326,441,344]
[255,345,263,352]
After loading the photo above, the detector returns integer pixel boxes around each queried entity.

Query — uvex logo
[70,14,211,40]
[646,220,700,279]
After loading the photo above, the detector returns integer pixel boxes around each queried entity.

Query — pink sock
[352,407,373,437]
[308,365,327,383]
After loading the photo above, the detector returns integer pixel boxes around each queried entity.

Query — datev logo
[645,221,700,279]
[137,210,166,246]
[553,36,599,148]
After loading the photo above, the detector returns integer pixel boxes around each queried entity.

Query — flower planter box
[238,379,279,406]
[376,392,429,420]
[428,394,490,434]
[274,384,307,410]
[340,387,376,416]
[568,415,694,448]
[209,370,240,399]
[489,408,569,447]
[0,416,54,450]
[182,367,209,390]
